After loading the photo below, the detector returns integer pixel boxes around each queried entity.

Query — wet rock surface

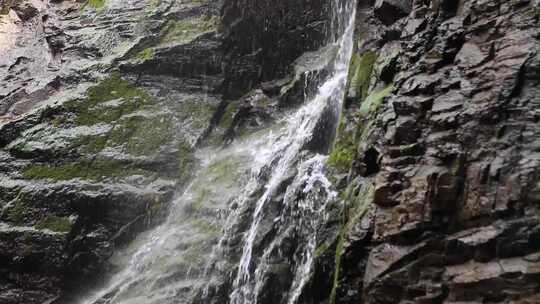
[1,0,540,303]
[0,0,223,302]
[219,0,333,99]
[0,0,340,302]
[330,0,540,303]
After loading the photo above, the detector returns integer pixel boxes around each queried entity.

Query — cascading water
[224,2,357,303]
[79,1,356,303]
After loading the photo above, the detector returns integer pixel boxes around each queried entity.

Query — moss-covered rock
[190,218,220,236]
[106,113,174,156]
[329,182,374,304]
[9,72,218,185]
[21,159,158,182]
[87,0,106,9]
[0,0,225,301]
[328,118,357,171]
[136,48,155,61]
[67,72,151,126]
[7,200,28,225]
[348,51,378,103]
[35,216,72,233]
[359,85,393,115]
[329,51,390,172]
[160,15,218,45]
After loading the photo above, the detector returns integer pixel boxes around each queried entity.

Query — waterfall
[226,1,357,303]
[79,1,356,303]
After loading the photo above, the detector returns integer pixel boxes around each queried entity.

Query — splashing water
[80,0,357,303]
[226,1,357,303]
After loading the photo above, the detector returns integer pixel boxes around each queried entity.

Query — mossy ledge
[328,47,394,172]
[329,183,374,304]
[348,51,378,102]
[67,72,151,126]
[328,118,357,171]
[35,216,72,233]
[160,15,218,45]
[136,48,155,61]
[7,200,28,225]
[22,160,158,182]
[87,0,106,9]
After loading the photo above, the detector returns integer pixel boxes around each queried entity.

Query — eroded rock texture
[220,0,333,98]
[0,0,336,303]
[331,0,540,303]
[1,0,540,303]
[0,0,222,302]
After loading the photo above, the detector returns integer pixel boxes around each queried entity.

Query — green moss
[35,216,72,233]
[23,163,85,180]
[88,0,105,8]
[104,114,173,156]
[218,101,239,130]
[128,118,172,155]
[52,116,67,128]
[207,157,240,176]
[178,142,197,182]
[14,72,203,184]
[359,85,394,115]
[182,243,206,265]
[349,51,378,103]
[80,135,109,154]
[314,243,329,258]
[0,0,15,15]
[68,72,151,126]
[136,48,155,61]
[190,219,219,235]
[8,201,27,225]
[329,84,391,171]
[329,228,345,304]
[329,53,393,172]
[328,119,356,171]
[349,185,374,225]
[190,188,211,212]
[328,145,355,171]
[330,184,374,304]
[22,159,157,182]
[160,15,218,44]
[173,100,216,130]
[451,155,465,176]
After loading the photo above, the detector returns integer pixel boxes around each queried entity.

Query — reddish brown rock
[333,0,540,303]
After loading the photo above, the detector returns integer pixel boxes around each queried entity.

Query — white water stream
[80,0,356,303]
[228,2,357,303]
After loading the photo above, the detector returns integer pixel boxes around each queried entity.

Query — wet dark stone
[374,0,412,26]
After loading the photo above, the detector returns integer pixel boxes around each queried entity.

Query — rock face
[220,0,333,99]
[330,0,540,303]
[1,0,540,303]
[0,0,337,303]
[0,0,222,302]
[374,0,412,26]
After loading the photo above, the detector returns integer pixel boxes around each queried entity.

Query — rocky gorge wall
[330,0,540,303]
[0,0,540,303]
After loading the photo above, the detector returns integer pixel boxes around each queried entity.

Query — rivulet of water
[80,0,357,303]
[225,1,357,303]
